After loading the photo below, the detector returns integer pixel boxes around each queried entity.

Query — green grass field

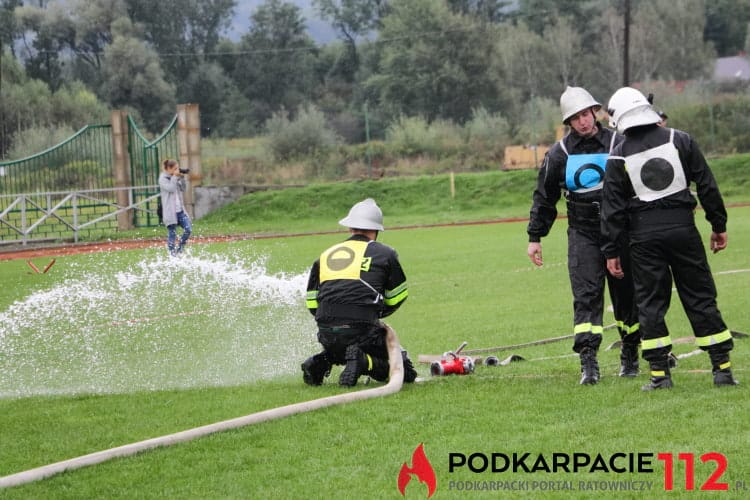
[1,163,749,498]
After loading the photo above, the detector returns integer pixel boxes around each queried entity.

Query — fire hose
[417,324,617,365]
[0,325,404,490]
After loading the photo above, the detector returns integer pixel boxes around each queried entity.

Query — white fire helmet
[339,198,385,231]
[607,87,662,134]
[560,86,601,124]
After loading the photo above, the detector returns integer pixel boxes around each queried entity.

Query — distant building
[713,54,750,81]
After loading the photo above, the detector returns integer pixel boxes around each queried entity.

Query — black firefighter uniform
[527,124,640,354]
[305,234,409,374]
[600,126,733,373]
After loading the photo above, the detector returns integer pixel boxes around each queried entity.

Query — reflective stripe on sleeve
[384,282,408,306]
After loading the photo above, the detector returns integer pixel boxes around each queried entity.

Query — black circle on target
[640,158,674,191]
[573,164,605,189]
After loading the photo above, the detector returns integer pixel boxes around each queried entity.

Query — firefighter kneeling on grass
[301,198,418,387]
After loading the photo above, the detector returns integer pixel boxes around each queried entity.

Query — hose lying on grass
[0,325,404,490]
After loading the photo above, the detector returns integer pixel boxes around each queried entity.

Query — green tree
[0,54,108,159]
[542,16,582,88]
[125,0,236,91]
[630,0,715,82]
[13,2,72,91]
[0,0,23,58]
[447,0,512,22]
[231,0,319,131]
[0,54,53,158]
[597,3,625,88]
[49,80,110,127]
[515,0,604,49]
[12,0,128,91]
[313,0,387,82]
[366,0,503,123]
[215,86,256,138]
[69,0,128,72]
[264,103,342,162]
[704,0,750,56]
[495,21,556,103]
[99,17,176,132]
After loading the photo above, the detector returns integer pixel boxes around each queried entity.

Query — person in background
[302,198,418,387]
[159,158,192,256]
[602,87,737,390]
[527,86,640,385]
[646,93,668,127]
[657,111,668,127]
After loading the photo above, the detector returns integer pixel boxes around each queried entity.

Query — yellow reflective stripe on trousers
[617,320,640,334]
[694,329,732,347]
[641,336,673,351]
[574,323,604,334]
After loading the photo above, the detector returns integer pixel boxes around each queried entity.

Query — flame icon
[398,443,437,498]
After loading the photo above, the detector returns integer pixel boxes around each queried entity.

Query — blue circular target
[573,164,605,190]
[565,153,609,192]
[640,158,674,191]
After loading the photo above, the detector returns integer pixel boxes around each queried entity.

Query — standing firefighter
[302,198,418,387]
[527,86,640,385]
[602,87,738,390]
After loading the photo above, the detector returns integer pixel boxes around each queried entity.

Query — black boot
[339,345,369,387]
[579,348,599,385]
[301,352,331,386]
[619,343,640,377]
[402,350,418,383]
[713,369,739,386]
[708,350,739,387]
[641,363,673,391]
[367,355,392,383]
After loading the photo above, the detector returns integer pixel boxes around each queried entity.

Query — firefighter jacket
[527,123,622,242]
[600,125,727,259]
[306,233,408,325]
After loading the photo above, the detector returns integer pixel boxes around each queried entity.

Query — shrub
[263,104,342,162]
[7,124,77,160]
[668,95,750,155]
[385,116,464,157]
[464,107,512,160]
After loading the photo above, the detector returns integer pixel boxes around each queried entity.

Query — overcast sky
[228,0,337,44]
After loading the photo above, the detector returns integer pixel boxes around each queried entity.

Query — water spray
[1,251,314,398]
[0,325,405,489]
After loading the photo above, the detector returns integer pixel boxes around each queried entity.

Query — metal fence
[0,187,159,245]
[0,125,113,195]
[128,115,178,227]
[0,114,180,244]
